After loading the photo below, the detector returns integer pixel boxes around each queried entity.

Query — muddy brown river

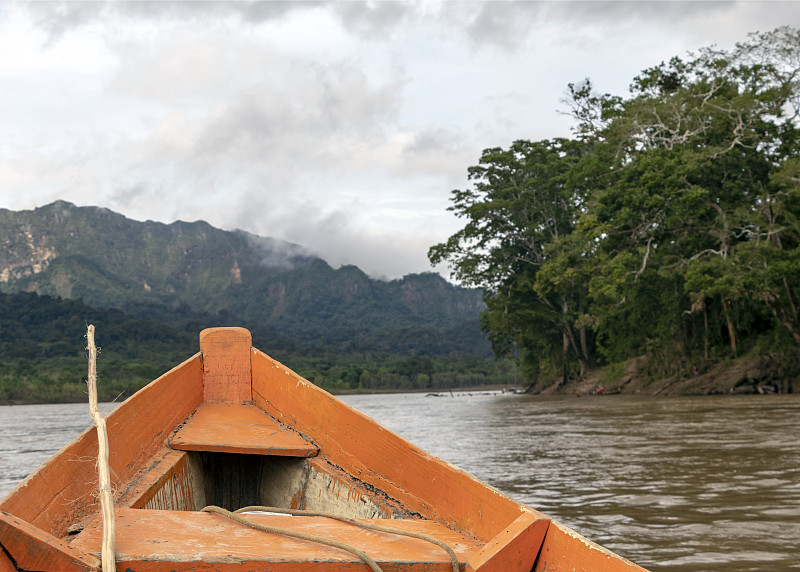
[2,393,798,571]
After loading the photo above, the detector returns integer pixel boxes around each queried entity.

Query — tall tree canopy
[430,27,800,386]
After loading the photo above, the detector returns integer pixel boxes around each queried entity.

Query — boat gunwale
[0,328,651,572]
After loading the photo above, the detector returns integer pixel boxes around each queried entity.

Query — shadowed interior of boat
[115,401,418,521]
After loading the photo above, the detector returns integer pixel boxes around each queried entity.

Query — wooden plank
[533,520,649,572]
[106,561,455,572]
[170,403,319,457]
[303,457,403,519]
[0,545,17,572]
[72,508,480,571]
[200,327,252,403]
[466,511,549,572]
[0,354,204,538]
[0,512,99,572]
[251,349,538,543]
[115,448,200,511]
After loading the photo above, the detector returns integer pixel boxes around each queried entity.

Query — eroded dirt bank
[532,352,794,397]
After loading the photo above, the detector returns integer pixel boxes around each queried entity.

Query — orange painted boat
[0,327,649,572]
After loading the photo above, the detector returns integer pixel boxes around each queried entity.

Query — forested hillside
[0,201,513,403]
[0,292,517,403]
[0,200,487,355]
[431,28,800,391]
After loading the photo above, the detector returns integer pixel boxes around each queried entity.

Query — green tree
[429,138,598,380]
[571,27,800,365]
[432,27,800,388]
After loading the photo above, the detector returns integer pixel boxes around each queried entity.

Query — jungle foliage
[0,292,516,403]
[430,28,800,388]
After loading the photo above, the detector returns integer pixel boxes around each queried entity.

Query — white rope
[205,505,461,572]
[87,325,115,571]
[202,506,382,571]
[235,506,460,572]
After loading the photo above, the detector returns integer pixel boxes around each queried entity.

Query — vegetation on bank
[430,28,800,391]
[0,291,519,403]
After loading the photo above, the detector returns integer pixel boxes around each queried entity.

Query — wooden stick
[87,325,115,571]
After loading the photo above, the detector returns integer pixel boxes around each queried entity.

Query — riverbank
[2,353,793,405]
[534,352,794,397]
[330,384,513,396]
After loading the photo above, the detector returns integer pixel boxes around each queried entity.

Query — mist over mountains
[0,201,487,356]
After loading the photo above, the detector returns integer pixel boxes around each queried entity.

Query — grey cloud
[546,0,735,23]
[27,0,321,38]
[251,205,439,279]
[452,1,737,51]
[332,1,413,40]
[104,29,408,191]
[463,2,542,50]
[24,0,754,50]
[399,128,474,182]
[236,230,314,270]
[119,1,319,24]
[29,0,415,42]
[108,180,157,210]
[27,1,107,39]
[404,128,458,155]
[188,63,405,170]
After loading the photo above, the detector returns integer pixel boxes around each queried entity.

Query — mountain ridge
[0,201,487,355]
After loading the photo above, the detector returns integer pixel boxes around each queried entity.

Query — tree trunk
[564,326,588,377]
[721,296,737,356]
[561,298,589,378]
[578,301,590,364]
[579,325,589,363]
[783,276,798,322]
[703,303,709,361]
[577,355,589,378]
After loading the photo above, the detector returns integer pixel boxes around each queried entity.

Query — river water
[1,393,798,571]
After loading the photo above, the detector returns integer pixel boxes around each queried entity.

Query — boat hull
[0,328,648,571]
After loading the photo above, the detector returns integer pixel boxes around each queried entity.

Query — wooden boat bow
[0,327,648,571]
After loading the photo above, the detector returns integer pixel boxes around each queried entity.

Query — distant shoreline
[331,384,515,396]
[0,384,520,406]
[2,370,792,406]
[2,351,793,407]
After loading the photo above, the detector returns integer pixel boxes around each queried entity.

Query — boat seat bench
[72,508,481,571]
[113,403,320,512]
[170,403,319,457]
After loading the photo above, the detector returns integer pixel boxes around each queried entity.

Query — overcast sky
[1,1,798,279]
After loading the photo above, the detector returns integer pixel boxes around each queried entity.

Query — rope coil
[201,505,460,572]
